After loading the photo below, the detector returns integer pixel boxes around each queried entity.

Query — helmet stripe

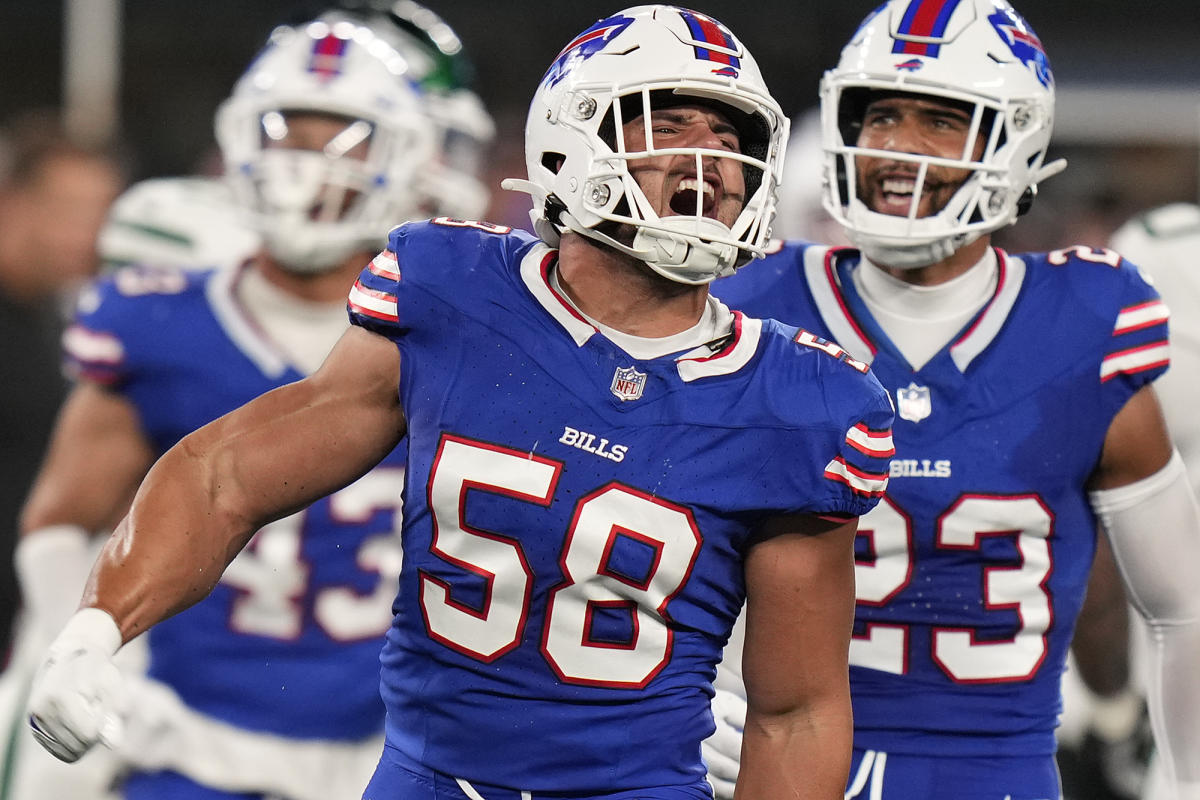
[308,34,349,81]
[892,0,964,56]
[679,10,740,67]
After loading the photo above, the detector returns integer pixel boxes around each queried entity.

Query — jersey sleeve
[346,219,534,343]
[753,327,895,522]
[62,267,192,387]
[1095,253,1169,407]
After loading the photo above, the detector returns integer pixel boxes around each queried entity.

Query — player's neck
[253,249,372,304]
[556,233,709,338]
[876,235,992,287]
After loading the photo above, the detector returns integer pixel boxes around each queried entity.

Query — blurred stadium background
[2,0,1199,251]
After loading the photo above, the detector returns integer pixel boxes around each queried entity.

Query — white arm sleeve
[1089,451,1200,800]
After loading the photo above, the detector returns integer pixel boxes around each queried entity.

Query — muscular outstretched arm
[735,515,857,800]
[1087,384,1200,798]
[84,325,406,642]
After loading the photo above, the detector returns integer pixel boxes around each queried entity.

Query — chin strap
[856,232,973,270]
[849,156,1070,271]
[501,177,738,285]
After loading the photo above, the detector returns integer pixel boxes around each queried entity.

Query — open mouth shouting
[670,175,719,217]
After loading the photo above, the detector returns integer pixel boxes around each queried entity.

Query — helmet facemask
[576,88,777,284]
[216,16,438,275]
[246,110,397,272]
[504,6,788,286]
[819,0,1067,269]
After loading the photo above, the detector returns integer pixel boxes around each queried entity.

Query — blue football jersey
[347,219,894,792]
[713,241,1169,757]
[64,265,405,741]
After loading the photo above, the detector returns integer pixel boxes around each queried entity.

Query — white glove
[703,687,747,800]
[15,526,95,654]
[27,608,127,763]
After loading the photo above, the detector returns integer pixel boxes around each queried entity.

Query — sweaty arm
[16,382,156,649]
[734,514,857,800]
[86,325,407,641]
[1087,384,1200,799]
[27,326,406,763]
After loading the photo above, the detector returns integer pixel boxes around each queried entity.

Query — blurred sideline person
[770,107,847,246]
[96,0,493,278]
[1054,202,1200,800]
[5,5,493,799]
[0,113,124,663]
[26,6,896,799]
[706,1,1200,798]
[96,177,261,272]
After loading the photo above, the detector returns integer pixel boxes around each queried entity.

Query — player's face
[854,94,985,219]
[258,110,372,222]
[621,104,747,228]
[261,111,373,160]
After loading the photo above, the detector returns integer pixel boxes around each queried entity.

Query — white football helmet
[820,0,1067,268]
[215,13,437,273]
[503,5,788,285]
[325,1,496,219]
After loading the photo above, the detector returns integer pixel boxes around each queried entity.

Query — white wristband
[54,608,123,657]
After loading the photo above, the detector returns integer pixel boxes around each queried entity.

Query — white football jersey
[97,177,260,271]
[1111,203,1200,493]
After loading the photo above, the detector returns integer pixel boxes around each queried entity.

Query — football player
[8,5,491,799]
[24,5,896,799]
[707,1,1200,798]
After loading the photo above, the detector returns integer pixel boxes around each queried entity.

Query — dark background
[3,1,1198,177]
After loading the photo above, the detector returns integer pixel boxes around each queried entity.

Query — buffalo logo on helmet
[987,9,1053,88]
[541,14,635,89]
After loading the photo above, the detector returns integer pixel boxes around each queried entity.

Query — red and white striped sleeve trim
[845,423,895,458]
[62,324,124,365]
[1100,341,1169,383]
[1113,299,1169,335]
[823,456,889,497]
[348,281,398,323]
[367,249,401,282]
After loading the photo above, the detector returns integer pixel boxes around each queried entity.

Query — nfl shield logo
[610,366,647,401]
[896,382,931,423]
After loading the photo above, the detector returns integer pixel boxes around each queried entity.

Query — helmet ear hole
[541,152,566,174]
[1016,186,1036,217]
